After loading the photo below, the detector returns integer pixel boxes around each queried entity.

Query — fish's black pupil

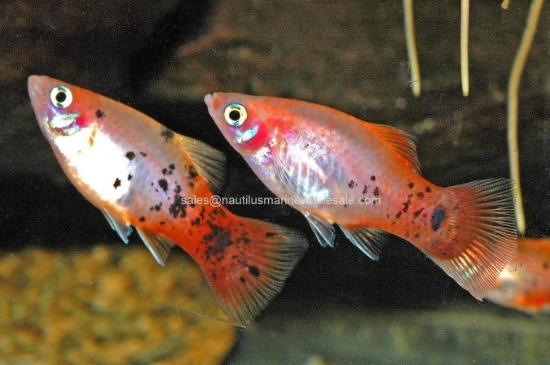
[229,110,241,121]
[56,92,67,103]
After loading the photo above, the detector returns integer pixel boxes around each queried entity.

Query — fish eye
[50,85,73,109]
[223,103,247,127]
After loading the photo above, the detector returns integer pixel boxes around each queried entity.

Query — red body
[206,92,517,300]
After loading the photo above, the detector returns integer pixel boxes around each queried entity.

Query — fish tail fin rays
[199,216,309,327]
[339,226,388,260]
[427,178,517,300]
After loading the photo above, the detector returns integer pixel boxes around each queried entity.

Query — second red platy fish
[486,237,550,314]
[205,92,517,300]
[28,76,308,326]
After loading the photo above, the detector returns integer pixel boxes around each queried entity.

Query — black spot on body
[169,194,187,219]
[396,211,402,219]
[266,232,276,237]
[413,208,424,218]
[158,179,168,192]
[362,185,368,194]
[408,182,414,188]
[431,205,447,231]
[154,203,162,211]
[248,266,260,277]
[113,178,121,188]
[174,184,182,194]
[425,186,432,193]
[348,180,357,188]
[188,166,198,179]
[161,128,175,142]
[125,151,135,160]
[140,151,147,157]
[127,174,133,181]
[96,109,105,119]
[139,216,145,222]
[240,277,246,283]
[373,187,380,197]
[370,175,376,181]
[416,192,424,199]
[169,164,175,170]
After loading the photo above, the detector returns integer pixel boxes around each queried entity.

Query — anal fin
[304,212,336,247]
[135,227,176,267]
[102,211,133,243]
[339,225,388,260]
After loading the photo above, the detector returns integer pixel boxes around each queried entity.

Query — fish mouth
[204,92,222,113]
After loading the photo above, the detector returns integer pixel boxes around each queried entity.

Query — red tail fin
[198,216,308,326]
[427,179,517,300]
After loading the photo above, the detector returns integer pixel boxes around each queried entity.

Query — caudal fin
[428,178,517,300]
[198,216,308,327]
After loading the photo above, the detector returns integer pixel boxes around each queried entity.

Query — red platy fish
[205,92,517,300]
[486,237,550,313]
[28,76,308,326]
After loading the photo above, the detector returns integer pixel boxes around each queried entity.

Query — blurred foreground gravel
[0,244,235,365]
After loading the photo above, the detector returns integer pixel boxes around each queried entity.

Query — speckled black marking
[127,174,132,181]
[113,178,121,188]
[373,187,380,197]
[266,232,276,237]
[125,151,135,160]
[169,194,187,218]
[403,196,411,212]
[408,182,414,188]
[161,128,175,142]
[140,151,147,157]
[139,216,145,222]
[370,175,376,181]
[160,221,165,225]
[191,217,201,226]
[248,266,260,277]
[414,233,420,238]
[413,208,424,218]
[416,192,424,199]
[174,184,182,194]
[158,179,168,192]
[169,164,175,170]
[96,109,105,119]
[362,185,368,194]
[425,186,432,193]
[204,222,232,259]
[154,203,162,211]
[188,166,198,179]
[240,277,246,283]
[396,211,402,219]
[544,261,549,270]
[431,205,446,231]
[348,180,357,188]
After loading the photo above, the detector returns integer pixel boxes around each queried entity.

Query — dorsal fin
[367,123,421,174]
[179,134,227,193]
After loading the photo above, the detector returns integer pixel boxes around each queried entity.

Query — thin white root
[403,0,421,97]
[461,0,470,97]
[507,0,545,235]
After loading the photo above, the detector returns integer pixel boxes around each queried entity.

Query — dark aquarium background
[1,0,550,364]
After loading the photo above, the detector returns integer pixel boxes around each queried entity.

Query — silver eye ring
[50,85,73,109]
[223,103,247,127]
